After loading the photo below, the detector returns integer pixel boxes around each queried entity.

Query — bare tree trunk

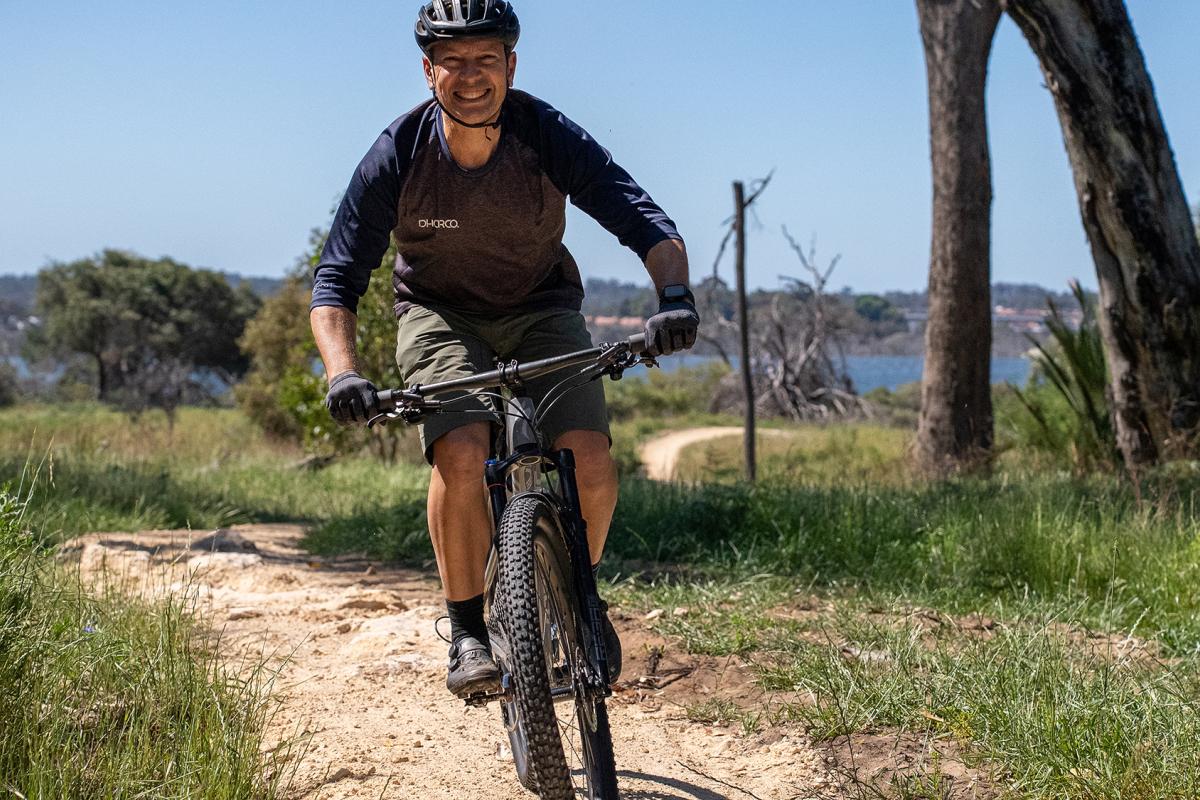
[1002,0,1200,466]
[94,352,108,400]
[915,0,1002,476]
[734,181,756,482]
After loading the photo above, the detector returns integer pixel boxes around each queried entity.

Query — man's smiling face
[424,38,516,126]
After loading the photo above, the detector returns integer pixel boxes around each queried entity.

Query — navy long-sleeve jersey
[309,90,682,317]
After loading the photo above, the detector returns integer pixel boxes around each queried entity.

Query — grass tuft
[0,481,297,798]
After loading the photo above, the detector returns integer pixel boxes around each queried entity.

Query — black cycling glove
[644,293,700,357]
[325,371,379,425]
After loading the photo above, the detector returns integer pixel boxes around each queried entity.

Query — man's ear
[507,50,517,88]
[423,56,435,90]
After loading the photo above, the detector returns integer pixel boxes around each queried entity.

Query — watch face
[662,284,689,300]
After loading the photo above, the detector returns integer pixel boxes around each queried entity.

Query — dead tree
[914,0,1003,476]
[1002,0,1200,466]
[759,231,869,421]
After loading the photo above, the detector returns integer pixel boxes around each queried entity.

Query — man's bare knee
[554,430,616,484]
[432,424,491,486]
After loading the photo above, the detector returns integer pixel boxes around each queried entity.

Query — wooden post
[734,181,756,482]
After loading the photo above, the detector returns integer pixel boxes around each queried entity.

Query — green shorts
[395,304,611,464]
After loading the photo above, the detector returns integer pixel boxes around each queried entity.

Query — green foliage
[604,361,730,421]
[28,250,259,422]
[1007,281,1116,471]
[235,274,317,440]
[862,380,921,427]
[235,230,413,461]
[580,277,657,318]
[0,484,293,798]
[611,474,1200,649]
[853,293,904,324]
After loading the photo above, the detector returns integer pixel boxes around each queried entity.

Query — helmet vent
[415,0,521,54]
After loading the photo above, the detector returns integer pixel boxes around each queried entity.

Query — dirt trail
[639,427,789,481]
[66,524,827,800]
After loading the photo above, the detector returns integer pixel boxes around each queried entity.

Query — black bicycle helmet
[414,0,521,55]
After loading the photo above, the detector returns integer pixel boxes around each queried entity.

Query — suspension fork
[552,448,611,695]
[485,458,507,531]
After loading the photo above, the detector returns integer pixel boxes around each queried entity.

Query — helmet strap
[431,84,506,132]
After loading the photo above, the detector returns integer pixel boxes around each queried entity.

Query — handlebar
[375,332,649,415]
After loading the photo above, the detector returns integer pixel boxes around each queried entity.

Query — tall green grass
[1,405,429,542]
[612,476,1200,650]
[672,424,911,484]
[0,484,296,798]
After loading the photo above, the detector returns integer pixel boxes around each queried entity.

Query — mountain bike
[370,333,657,800]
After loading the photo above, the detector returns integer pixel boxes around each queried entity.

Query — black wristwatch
[659,283,695,305]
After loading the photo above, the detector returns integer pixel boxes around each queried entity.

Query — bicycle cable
[433,390,538,430]
[424,388,542,438]
[534,364,608,429]
[533,362,605,421]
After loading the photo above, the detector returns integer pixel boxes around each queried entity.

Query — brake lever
[367,411,395,429]
[600,344,657,381]
[367,399,444,428]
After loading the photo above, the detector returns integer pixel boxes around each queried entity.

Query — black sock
[446,594,488,647]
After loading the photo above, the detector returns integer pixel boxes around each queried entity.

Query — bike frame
[374,334,650,701]
[484,407,611,696]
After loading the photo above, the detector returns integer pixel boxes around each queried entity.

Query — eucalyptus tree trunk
[914,0,1002,476]
[1002,0,1200,466]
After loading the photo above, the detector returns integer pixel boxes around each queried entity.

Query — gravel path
[67,524,826,799]
[639,427,790,481]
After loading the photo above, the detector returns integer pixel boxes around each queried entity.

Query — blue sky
[1,1,1196,294]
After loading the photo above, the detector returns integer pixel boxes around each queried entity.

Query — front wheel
[489,494,618,799]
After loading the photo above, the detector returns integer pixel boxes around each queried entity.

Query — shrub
[604,361,730,421]
[1006,281,1116,471]
[862,380,921,427]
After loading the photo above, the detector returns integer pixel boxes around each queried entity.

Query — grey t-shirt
[310,90,681,317]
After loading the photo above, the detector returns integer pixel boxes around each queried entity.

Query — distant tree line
[16,251,260,427]
[2,256,1104,420]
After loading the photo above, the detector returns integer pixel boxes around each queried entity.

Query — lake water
[660,354,1031,393]
[4,353,1033,396]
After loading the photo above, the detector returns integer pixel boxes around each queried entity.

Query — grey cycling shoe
[446,635,502,698]
[599,599,622,683]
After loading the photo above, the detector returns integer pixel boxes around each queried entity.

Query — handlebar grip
[375,389,396,412]
[627,333,647,354]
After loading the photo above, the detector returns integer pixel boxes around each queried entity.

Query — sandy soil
[64,524,828,800]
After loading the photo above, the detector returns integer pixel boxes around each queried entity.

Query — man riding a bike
[309,0,699,700]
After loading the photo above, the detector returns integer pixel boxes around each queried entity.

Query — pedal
[462,674,511,707]
[463,691,499,708]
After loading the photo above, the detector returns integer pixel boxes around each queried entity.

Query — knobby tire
[491,494,618,799]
